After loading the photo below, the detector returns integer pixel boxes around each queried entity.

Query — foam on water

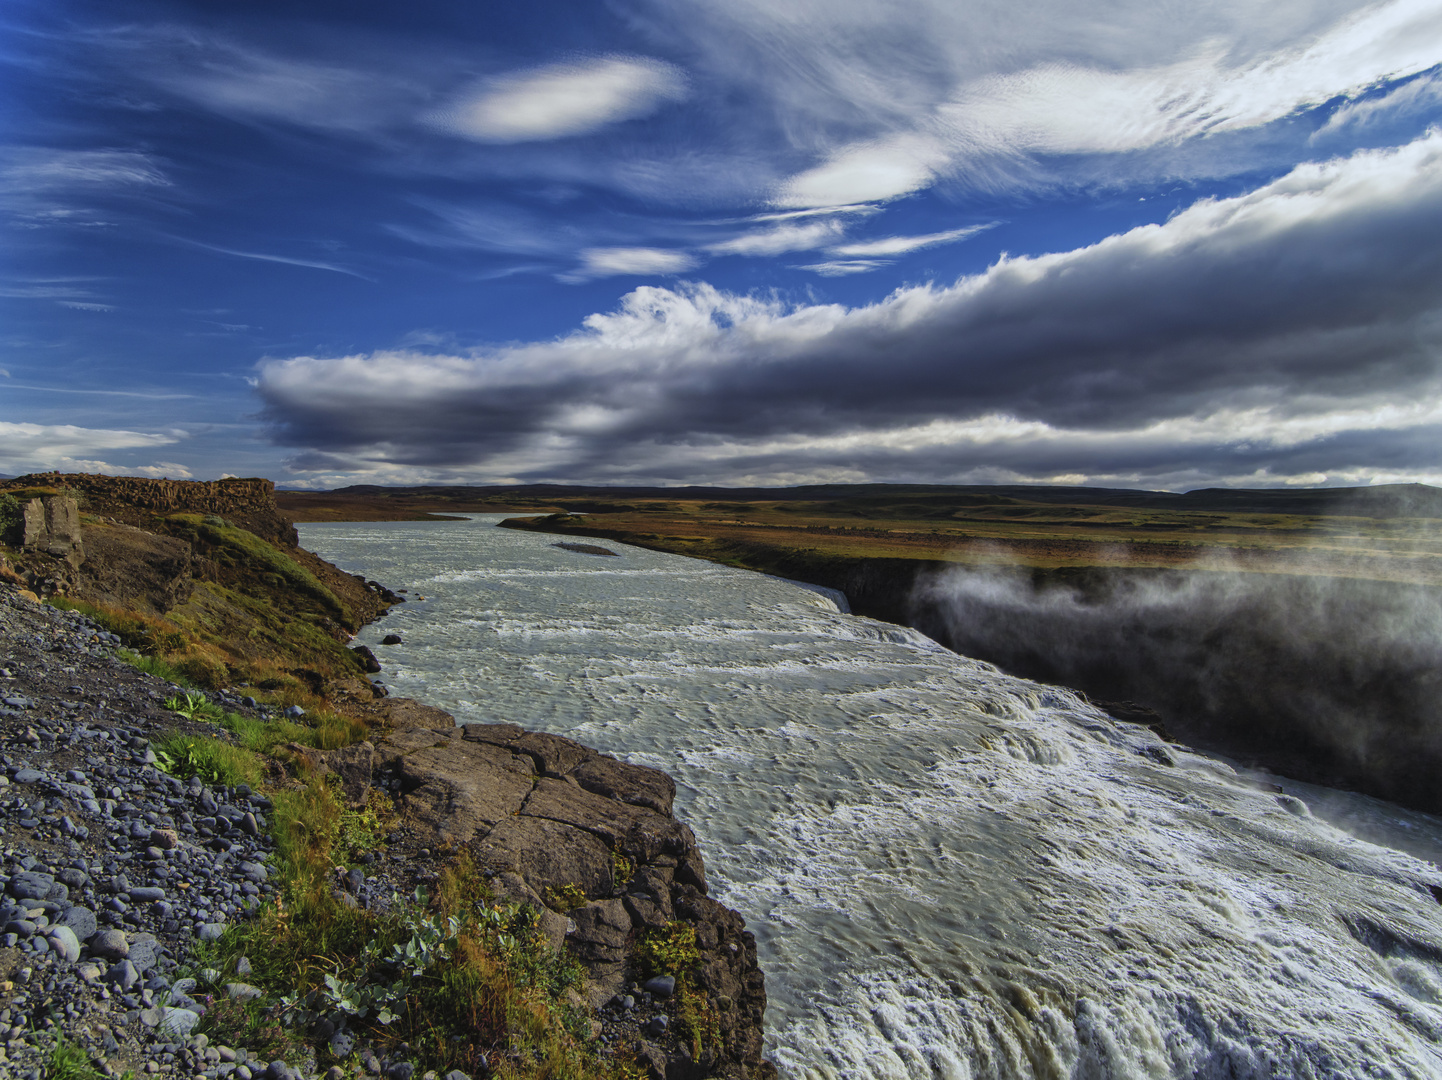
[302,516,1442,1079]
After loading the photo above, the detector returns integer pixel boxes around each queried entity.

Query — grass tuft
[45,1033,115,1080]
[152,732,263,788]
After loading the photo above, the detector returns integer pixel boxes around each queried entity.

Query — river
[300,516,1442,1080]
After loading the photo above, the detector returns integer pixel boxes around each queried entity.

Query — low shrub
[635,922,719,1060]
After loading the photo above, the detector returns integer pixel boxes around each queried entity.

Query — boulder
[21,496,84,564]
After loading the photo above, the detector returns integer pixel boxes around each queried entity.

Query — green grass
[116,647,194,686]
[153,731,263,788]
[45,1033,118,1080]
[169,514,352,622]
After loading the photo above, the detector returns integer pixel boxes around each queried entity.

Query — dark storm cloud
[255,131,1442,485]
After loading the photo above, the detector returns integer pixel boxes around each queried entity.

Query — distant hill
[282,481,1442,519]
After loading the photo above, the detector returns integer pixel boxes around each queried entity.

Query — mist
[912,563,1442,813]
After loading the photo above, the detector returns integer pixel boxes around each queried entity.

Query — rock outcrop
[2,474,296,545]
[20,494,85,565]
[301,681,772,1079]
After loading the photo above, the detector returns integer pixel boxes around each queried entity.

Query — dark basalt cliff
[4,474,297,545]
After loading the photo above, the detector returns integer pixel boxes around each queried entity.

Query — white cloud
[829,224,993,257]
[938,0,1442,160]
[167,237,373,279]
[258,131,1442,486]
[0,422,179,475]
[143,34,419,134]
[1,149,170,191]
[707,219,844,256]
[0,148,171,227]
[774,133,950,208]
[759,0,1442,204]
[57,301,116,312]
[437,56,686,142]
[566,247,698,280]
[792,260,886,276]
[1315,71,1442,137]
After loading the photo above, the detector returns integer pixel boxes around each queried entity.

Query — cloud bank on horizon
[3,0,1442,489]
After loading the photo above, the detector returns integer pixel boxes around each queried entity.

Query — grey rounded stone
[645,1015,669,1036]
[46,924,81,962]
[129,886,165,903]
[127,936,159,972]
[9,872,54,901]
[90,928,129,959]
[643,974,676,999]
[160,1007,201,1037]
[329,1031,355,1058]
[108,959,140,991]
[59,906,97,941]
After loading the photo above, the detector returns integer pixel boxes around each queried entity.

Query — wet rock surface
[0,585,771,1080]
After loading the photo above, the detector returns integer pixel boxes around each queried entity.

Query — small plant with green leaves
[165,690,224,721]
[153,732,262,788]
[635,922,720,1060]
[0,493,22,546]
[196,995,304,1066]
[610,848,635,889]
[544,883,587,912]
[116,648,192,685]
[336,787,395,862]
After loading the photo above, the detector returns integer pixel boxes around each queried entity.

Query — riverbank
[0,477,771,1080]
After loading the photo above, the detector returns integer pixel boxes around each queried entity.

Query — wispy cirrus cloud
[0,148,172,226]
[829,223,993,258]
[167,237,374,280]
[790,259,887,277]
[720,0,1442,207]
[706,219,845,257]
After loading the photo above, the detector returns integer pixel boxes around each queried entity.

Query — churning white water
[299,516,1442,1079]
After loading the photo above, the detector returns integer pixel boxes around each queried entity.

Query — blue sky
[4,0,1442,489]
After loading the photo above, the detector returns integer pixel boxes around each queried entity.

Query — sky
[4,0,1442,491]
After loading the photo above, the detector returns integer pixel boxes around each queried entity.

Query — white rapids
[300,516,1442,1080]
